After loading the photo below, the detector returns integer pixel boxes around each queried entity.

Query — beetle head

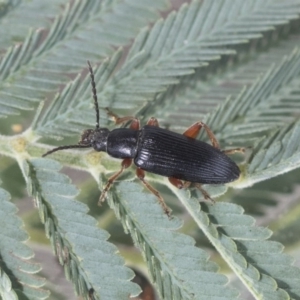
[79,128,110,151]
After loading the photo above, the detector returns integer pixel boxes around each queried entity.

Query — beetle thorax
[79,128,110,152]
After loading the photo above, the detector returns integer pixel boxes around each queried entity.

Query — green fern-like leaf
[0,0,66,49]
[155,36,300,129]
[20,158,141,300]
[104,181,239,300]
[0,0,168,118]
[0,187,49,300]
[245,120,300,185]
[34,50,124,138]
[168,185,300,300]
[214,50,300,142]
[32,0,300,140]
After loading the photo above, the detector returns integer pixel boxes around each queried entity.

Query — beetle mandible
[43,61,243,217]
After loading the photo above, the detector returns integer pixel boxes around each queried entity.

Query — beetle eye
[79,129,94,145]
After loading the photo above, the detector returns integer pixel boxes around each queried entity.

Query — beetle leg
[168,177,184,189]
[168,178,192,189]
[99,158,132,203]
[105,107,140,130]
[183,122,220,149]
[136,168,172,217]
[183,181,191,188]
[195,183,215,203]
[223,147,245,155]
[169,178,214,202]
[147,117,159,127]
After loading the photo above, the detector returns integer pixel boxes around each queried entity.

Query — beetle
[43,61,243,216]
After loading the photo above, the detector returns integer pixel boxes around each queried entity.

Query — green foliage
[0,0,300,299]
[0,188,49,299]
[106,181,239,300]
[21,158,140,300]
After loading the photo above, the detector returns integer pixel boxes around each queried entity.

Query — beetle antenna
[87,60,100,129]
[42,144,91,157]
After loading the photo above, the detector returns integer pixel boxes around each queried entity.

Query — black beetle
[43,61,243,216]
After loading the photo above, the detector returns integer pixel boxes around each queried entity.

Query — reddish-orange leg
[169,121,221,202]
[99,158,132,203]
[195,183,214,202]
[144,118,212,212]
[105,107,140,130]
[136,168,171,217]
[137,117,173,217]
[147,118,190,197]
[183,121,220,148]
[168,177,184,189]
[168,177,214,200]
[183,121,245,154]
[99,109,140,203]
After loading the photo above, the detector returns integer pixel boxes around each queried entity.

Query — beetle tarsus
[183,121,220,149]
[137,168,172,218]
[98,158,132,204]
[223,147,245,155]
[169,179,215,203]
[195,183,215,203]
[105,107,140,130]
